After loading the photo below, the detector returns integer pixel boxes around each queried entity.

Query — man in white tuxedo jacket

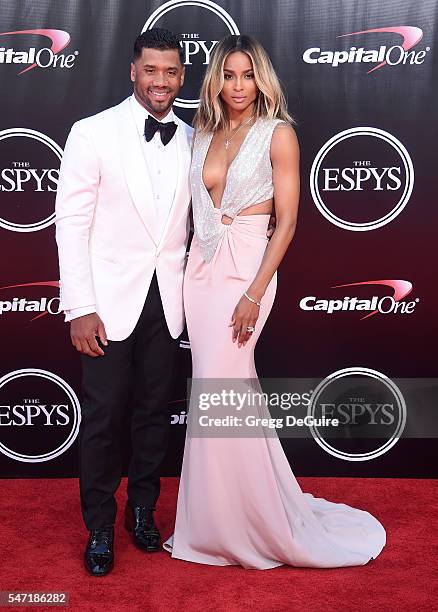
[55,29,192,576]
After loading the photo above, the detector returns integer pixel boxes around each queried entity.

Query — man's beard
[135,84,175,116]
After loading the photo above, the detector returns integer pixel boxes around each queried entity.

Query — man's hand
[70,313,108,357]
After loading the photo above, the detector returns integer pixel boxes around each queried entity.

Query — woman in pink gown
[164,35,386,569]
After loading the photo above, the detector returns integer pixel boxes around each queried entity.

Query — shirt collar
[130,94,176,138]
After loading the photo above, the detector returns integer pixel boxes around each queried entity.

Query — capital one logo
[0,29,78,74]
[310,127,414,231]
[0,369,81,463]
[303,26,430,73]
[308,367,406,461]
[0,281,61,320]
[142,0,239,108]
[300,279,419,320]
[0,128,63,232]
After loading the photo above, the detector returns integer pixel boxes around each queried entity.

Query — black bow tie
[144,115,177,146]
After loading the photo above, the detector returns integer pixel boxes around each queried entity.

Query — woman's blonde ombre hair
[193,34,294,132]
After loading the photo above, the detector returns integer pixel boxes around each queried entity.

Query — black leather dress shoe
[125,504,161,552]
[84,525,114,576]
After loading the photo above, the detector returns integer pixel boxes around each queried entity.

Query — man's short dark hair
[133,28,183,64]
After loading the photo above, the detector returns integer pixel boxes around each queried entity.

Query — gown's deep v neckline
[201,119,258,211]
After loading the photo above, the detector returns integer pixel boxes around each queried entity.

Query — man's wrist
[65,306,96,322]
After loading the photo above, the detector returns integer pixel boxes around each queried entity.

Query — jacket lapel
[157,116,192,251]
[115,98,158,244]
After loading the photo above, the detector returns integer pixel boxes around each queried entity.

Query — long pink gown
[163,118,386,569]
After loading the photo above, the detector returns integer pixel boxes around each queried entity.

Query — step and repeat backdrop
[0,0,437,479]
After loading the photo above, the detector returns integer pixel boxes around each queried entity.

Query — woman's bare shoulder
[270,121,299,159]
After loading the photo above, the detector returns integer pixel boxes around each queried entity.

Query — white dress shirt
[64,94,179,322]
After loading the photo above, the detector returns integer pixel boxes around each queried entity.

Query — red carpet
[0,477,436,611]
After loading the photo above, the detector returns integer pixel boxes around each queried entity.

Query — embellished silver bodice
[190,117,287,262]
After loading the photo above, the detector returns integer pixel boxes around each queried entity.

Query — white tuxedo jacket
[55,97,193,340]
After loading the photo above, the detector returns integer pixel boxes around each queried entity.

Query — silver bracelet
[244,291,261,307]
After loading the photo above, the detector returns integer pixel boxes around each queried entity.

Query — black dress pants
[78,272,178,529]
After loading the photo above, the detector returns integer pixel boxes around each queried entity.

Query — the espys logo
[308,367,406,461]
[0,369,81,463]
[300,279,419,320]
[310,127,414,231]
[303,26,430,73]
[0,281,61,321]
[0,29,78,74]
[142,0,239,108]
[0,128,63,232]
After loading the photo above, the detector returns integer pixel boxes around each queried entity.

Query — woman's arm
[230,123,300,347]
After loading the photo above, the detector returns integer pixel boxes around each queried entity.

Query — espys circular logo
[0,128,63,232]
[0,369,81,462]
[142,0,239,108]
[308,367,406,461]
[310,127,414,231]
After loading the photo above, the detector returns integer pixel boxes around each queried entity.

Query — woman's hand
[229,295,260,348]
[266,213,276,239]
